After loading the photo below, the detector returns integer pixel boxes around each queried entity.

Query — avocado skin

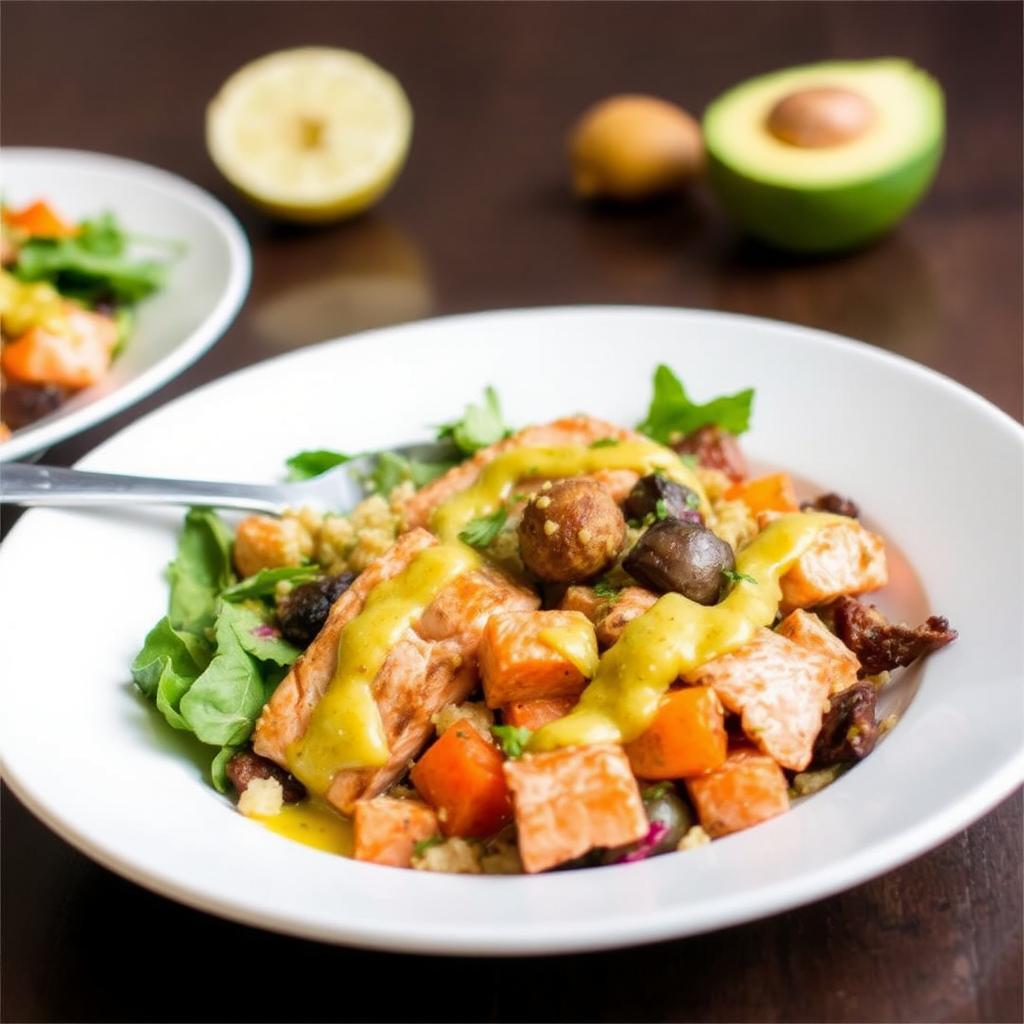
[706,135,944,254]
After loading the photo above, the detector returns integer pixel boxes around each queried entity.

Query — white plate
[0,147,251,461]
[1,306,1021,956]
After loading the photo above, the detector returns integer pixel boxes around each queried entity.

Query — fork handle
[0,462,283,514]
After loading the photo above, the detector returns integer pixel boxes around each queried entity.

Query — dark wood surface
[2,3,1021,1022]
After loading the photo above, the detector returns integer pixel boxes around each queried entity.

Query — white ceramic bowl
[0,306,1020,955]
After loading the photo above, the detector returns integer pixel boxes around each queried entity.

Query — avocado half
[702,59,945,254]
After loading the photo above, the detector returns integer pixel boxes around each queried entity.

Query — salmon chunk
[775,608,861,694]
[253,527,437,762]
[685,745,790,838]
[352,796,440,868]
[478,608,598,708]
[685,626,834,771]
[557,584,659,650]
[504,742,649,873]
[779,516,888,612]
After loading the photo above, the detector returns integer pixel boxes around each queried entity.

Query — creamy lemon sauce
[528,511,844,750]
[430,440,709,543]
[286,542,481,794]
[256,797,354,855]
[538,619,600,678]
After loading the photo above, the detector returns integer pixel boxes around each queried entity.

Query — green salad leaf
[12,211,183,305]
[637,364,754,443]
[130,508,301,791]
[436,385,511,455]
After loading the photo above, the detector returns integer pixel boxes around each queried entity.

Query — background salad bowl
[0,306,1020,955]
[0,148,251,462]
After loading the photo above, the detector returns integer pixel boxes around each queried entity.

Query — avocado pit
[766,86,877,149]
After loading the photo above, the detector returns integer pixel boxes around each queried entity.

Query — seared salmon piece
[684,626,834,772]
[253,527,437,762]
[775,608,860,694]
[401,414,643,530]
[501,695,578,731]
[416,563,540,654]
[685,745,790,838]
[325,633,478,814]
[504,742,649,873]
[593,586,659,649]
[478,608,598,708]
[352,796,440,868]
[556,584,659,650]
[778,516,888,612]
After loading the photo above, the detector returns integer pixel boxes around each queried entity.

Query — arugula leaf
[12,212,181,305]
[436,386,511,455]
[285,447,455,499]
[637,364,754,443]
[221,565,320,601]
[458,507,507,549]
[285,449,353,481]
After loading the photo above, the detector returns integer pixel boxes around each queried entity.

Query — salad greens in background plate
[0,306,1020,956]
[0,148,251,462]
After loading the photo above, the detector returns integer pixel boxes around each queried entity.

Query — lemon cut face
[206,47,413,223]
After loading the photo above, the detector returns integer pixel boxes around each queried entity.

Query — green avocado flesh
[702,59,945,253]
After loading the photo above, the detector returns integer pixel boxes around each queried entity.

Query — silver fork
[0,441,459,516]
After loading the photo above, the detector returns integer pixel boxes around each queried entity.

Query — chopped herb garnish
[589,437,619,449]
[458,506,508,549]
[413,835,446,857]
[593,578,620,600]
[723,569,758,585]
[492,724,533,758]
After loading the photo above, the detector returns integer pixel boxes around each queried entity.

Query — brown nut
[766,86,876,148]
[518,478,627,583]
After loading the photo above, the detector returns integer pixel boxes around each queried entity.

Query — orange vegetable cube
[624,685,728,780]
[685,745,790,838]
[478,608,597,708]
[504,742,648,873]
[3,199,79,238]
[409,718,513,839]
[725,471,801,515]
[351,796,440,868]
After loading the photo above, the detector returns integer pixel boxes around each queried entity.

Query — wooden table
[2,3,1021,1021]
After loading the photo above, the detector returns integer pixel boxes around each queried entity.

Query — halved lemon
[205,47,413,224]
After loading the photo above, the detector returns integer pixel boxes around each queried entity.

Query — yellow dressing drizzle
[430,440,708,543]
[539,621,600,678]
[286,542,481,793]
[255,797,354,855]
[528,511,845,751]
